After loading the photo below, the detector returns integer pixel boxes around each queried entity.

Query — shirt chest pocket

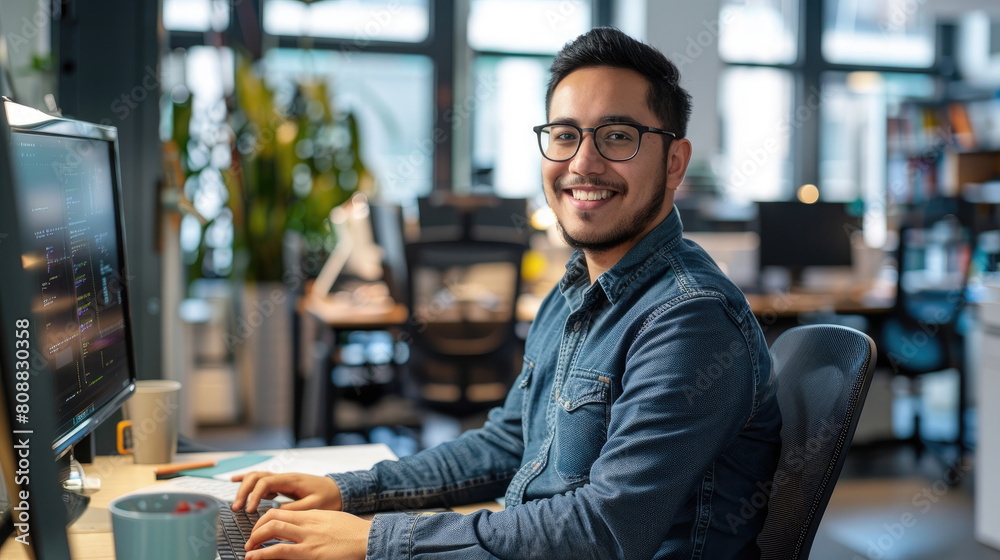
[553,372,612,484]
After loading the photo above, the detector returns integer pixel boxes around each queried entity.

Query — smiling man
[233,27,782,560]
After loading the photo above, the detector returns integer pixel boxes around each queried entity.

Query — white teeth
[570,189,612,201]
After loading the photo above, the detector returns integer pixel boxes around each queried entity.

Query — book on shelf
[949,102,977,151]
[888,98,1000,203]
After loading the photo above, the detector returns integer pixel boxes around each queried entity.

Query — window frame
[721,0,945,202]
[166,0,613,196]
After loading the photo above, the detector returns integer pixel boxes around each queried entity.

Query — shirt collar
[559,206,684,307]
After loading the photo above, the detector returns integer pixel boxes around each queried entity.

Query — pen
[153,460,217,478]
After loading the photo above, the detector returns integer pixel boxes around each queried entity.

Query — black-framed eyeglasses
[533,122,677,162]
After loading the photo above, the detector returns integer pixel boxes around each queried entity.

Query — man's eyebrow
[600,115,640,125]
[548,115,641,126]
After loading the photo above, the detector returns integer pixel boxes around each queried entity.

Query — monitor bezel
[757,201,857,270]
[1,98,137,459]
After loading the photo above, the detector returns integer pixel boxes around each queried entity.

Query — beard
[552,168,668,254]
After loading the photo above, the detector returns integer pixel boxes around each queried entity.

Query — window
[162,46,237,277]
[467,0,590,54]
[716,0,797,202]
[262,50,435,202]
[465,0,594,196]
[717,0,940,242]
[263,0,430,43]
[718,67,794,202]
[719,0,798,65]
[823,0,935,67]
[471,56,548,197]
[167,0,610,205]
[163,0,229,32]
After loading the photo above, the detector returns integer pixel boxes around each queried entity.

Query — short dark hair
[545,27,692,140]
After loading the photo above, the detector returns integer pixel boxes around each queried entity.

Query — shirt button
[573,321,582,332]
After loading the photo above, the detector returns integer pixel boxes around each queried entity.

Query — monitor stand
[788,266,805,292]
[58,446,99,525]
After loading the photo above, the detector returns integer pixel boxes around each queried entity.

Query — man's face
[542,66,675,254]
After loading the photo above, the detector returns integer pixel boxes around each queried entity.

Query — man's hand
[243,509,371,560]
[231,472,343,513]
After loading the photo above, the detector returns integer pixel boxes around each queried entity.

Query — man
[233,27,781,559]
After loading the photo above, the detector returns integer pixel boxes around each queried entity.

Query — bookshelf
[887,99,1000,208]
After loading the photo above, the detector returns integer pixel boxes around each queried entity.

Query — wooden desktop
[0,446,501,560]
[743,289,893,318]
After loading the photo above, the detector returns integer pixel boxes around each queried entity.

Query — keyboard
[217,501,278,560]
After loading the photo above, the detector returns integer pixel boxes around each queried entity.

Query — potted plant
[222,50,371,427]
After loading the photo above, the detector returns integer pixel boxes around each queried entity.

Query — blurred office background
[4,0,1000,557]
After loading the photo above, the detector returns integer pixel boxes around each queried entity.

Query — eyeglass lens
[539,124,641,161]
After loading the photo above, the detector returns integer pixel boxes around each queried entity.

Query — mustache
[555,176,627,193]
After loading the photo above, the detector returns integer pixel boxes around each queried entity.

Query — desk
[744,290,893,318]
[296,285,893,442]
[0,446,501,560]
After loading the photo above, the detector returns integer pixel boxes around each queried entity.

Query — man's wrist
[355,518,373,560]
[366,513,421,560]
[329,470,380,513]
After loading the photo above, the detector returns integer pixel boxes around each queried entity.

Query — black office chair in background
[757,324,877,560]
[404,238,527,417]
[880,216,971,457]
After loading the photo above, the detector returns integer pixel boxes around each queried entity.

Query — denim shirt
[331,207,782,559]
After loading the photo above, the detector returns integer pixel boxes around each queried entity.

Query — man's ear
[666,138,693,192]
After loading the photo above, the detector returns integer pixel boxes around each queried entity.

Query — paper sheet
[206,445,398,481]
[126,444,398,503]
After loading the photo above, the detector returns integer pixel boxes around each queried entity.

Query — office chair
[880,218,970,455]
[757,324,877,560]
[417,194,531,244]
[404,238,527,417]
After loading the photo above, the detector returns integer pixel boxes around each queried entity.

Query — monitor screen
[758,201,857,269]
[4,101,136,457]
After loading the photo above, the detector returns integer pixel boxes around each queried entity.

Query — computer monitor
[2,98,137,457]
[0,98,137,546]
[757,201,858,286]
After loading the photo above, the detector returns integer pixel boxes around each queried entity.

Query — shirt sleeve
[364,296,761,559]
[330,360,531,514]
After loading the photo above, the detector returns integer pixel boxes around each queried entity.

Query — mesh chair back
[404,239,527,415]
[758,324,876,560]
[406,240,525,354]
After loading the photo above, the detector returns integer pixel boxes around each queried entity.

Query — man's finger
[245,542,299,560]
[246,511,303,549]
[232,472,266,510]
[245,478,276,513]
[272,495,317,512]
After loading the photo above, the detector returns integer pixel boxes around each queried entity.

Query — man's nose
[568,133,606,176]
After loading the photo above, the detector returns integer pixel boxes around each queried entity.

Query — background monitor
[758,201,857,269]
[1,98,137,460]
